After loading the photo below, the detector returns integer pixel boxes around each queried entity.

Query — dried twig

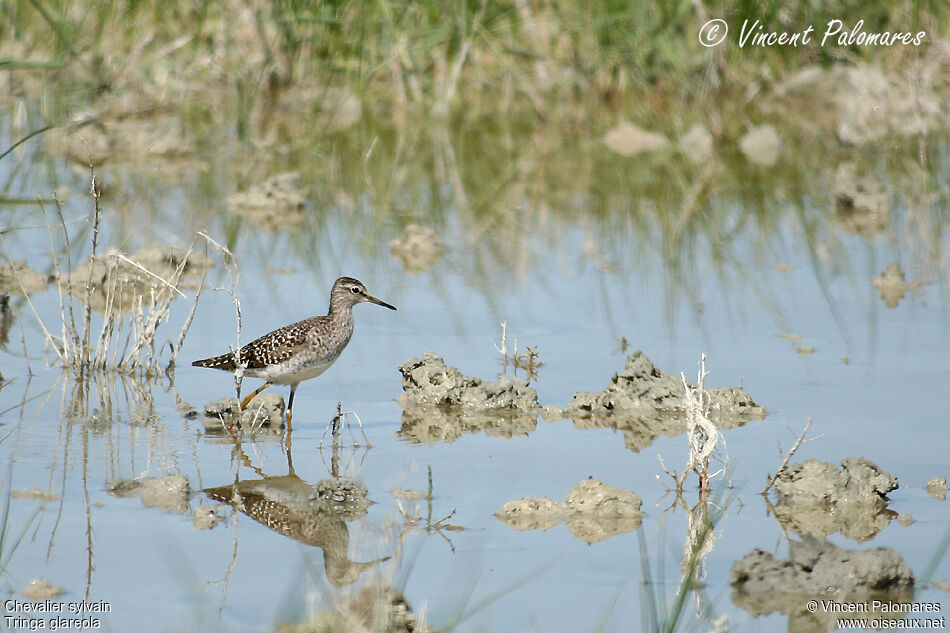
[491,320,508,375]
[762,417,824,495]
[658,354,725,492]
[198,232,244,398]
[79,164,102,373]
[113,253,187,298]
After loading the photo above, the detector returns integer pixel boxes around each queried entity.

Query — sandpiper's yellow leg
[282,382,298,436]
[240,383,270,410]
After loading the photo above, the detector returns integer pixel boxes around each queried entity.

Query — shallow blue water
[1,141,948,633]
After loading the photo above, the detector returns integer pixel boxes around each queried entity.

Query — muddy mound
[64,244,210,313]
[45,113,194,167]
[561,351,764,452]
[497,476,642,544]
[731,538,915,630]
[389,224,447,274]
[871,263,926,308]
[226,172,307,229]
[771,458,898,541]
[396,352,540,443]
[278,583,430,633]
[769,64,942,145]
[201,394,286,434]
[107,473,191,514]
[398,352,540,410]
[0,261,53,295]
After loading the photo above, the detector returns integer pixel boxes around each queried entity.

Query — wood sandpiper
[192,276,396,427]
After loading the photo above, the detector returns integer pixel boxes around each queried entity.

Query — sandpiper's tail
[192,351,242,371]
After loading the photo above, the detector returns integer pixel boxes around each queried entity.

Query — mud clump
[833,163,889,238]
[226,172,307,229]
[561,351,764,452]
[769,64,941,145]
[0,261,53,295]
[20,579,65,601]
[398,352,540,410]
[678,123,714,164]
[926,477,948,501]
[192,504,227,530]
[11,488,59,502]
[201,394,286,434]
[64,244,210,314]
[731,538,915,629]
[771,458,898,541]
[277,583,431,633]
[739,124,781,166]
[389,224,447,274]
[45,113,193,167]
[397,352,540,443]
[109,474,191,514]
[139,474,191,514]
[774,458,897,503]
[497,496,563,531]
[872,263,926,308]
[314,478,372,519]
[602,122,670,156]
[497,477,642,543]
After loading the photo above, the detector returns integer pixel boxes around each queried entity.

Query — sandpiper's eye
[350,286,360,294]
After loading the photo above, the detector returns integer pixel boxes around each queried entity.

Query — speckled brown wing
[192,317,320,371]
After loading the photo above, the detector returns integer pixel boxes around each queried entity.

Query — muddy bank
[497,476,642,543]
[396,352,540,443]
[731,538,915,632]
[200,394,286,434]
[771,458,898,541]
[558,351,765,452]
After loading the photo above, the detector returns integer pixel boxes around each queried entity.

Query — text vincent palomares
[739,19,926,48]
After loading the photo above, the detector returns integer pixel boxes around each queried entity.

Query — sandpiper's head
[332,277,397,311]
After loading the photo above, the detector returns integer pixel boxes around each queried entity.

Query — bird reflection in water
[204,431,388,587]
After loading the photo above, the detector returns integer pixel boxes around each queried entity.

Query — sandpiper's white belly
[227,300,358,386]
[246,353,340,384]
